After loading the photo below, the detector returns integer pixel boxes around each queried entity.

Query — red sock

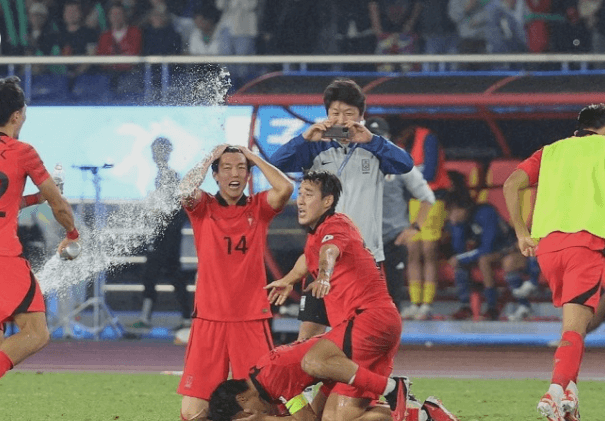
[0,351,14,378]
[351,366,388,396]
[551,331,584,389]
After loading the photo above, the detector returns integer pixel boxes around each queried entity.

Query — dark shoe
[385,376,410,421]
[482,307,500,321]
[451,306,473,320]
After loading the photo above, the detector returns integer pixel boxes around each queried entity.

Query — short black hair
[323,79,366,116]
[302,171,342,213]
[208,379,250,421]
[0,76,25,126]
[193,4,222,24]
[443,190,475,211]
[577,103,605,132]
[211,146,251,174]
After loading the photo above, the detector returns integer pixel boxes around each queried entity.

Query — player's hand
[304,275,331,298]
[448,256,459,268]
[264,279,294,306]
[394,227,418,246]
[302,120,334,142]
[345,121,373,143]
[181,188,202,209]
[517,236,537,257]
[210,143,230,159]
[57,238,80,260]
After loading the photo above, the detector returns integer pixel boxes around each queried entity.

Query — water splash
[36,68,232,297]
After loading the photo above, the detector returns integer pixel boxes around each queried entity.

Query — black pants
[142,209,191,319]
[383,238,408,312]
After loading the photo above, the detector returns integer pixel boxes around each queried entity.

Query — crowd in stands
[2,0,605,89]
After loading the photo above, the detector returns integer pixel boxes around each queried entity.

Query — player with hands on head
[0,76,80,382]
[177,143,293,421]
[503,103,605,421]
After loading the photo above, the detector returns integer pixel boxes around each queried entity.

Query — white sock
[383,378,396,395]
[548,383,564,399]
[566,381,578,396]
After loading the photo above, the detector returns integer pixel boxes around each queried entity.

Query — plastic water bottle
[52,163,65,194]
[59,242,81,260]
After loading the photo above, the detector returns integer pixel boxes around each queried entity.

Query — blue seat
[71,74,112,104]
[31,74,70,104]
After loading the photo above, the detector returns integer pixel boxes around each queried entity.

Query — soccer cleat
[405,393,428,421]
[385,376,410,421]
[450,306,473,320]
[508,304,532,322]
[561,383,580,421]
[537,393,564,421]
[414,303,433,320]
[422,396,460,421]
[401,304,420,320]
[512,280,538,299]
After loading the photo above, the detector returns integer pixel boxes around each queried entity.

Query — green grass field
[1,372,604,420]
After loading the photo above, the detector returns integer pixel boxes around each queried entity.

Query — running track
[15,341,605,381]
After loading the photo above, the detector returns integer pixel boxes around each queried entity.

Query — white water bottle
[59,242,81,260]
[52,163,65,194]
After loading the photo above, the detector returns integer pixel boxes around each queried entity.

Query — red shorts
[322,306,402,399]
[177,318,274,400]
[537,247,605,310]
[0,256,45,324]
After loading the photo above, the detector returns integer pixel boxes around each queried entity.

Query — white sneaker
[401,304,420,320]
[414,303,433,320]
[512,280,538,299]
[537,392,564,421]
[561,381,580,421]
[508,304,532,322]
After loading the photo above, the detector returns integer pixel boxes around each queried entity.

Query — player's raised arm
[37,177,79,257]
[178,144,228,208]
[240,146,294,210]
[304,244,340,299]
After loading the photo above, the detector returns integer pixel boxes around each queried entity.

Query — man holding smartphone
[270,78,414,340]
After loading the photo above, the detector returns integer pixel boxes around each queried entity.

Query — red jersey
[0,134,50,256]
[252,337,320,406]
[304,213,396,327]
[185,191,279,321]
[517,149,605,254]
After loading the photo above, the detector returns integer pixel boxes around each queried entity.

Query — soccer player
[265,171,406,421]
[177,144,294,421]
[270,79,414,340]
[0,76,80,379]
[503,104,605,421]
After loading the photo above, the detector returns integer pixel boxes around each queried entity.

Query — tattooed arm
[179,144,228,208]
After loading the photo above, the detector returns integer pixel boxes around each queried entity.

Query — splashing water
[36,69,232,297]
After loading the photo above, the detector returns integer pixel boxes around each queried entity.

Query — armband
[66,228,79,240]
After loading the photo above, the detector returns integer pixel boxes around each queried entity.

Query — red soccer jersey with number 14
[185,190,279,321]
[0,134,50,257]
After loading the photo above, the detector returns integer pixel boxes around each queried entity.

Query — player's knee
[301,353,323,378]
[26,322,50,351]
[181,397,208,421]
[180,408,207,421]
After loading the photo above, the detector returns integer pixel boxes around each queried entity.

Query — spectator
[143,8,181,55]
[187,4,230,55]
[25,2,62,74]
[270,79,414,340]
[448,0,490,69]
[130,137,192,331]
[58,1,99,78]
[96,2,143,72]
[397,126,450,321]
[525,0,552,54]
[445,192,530,321]
[550,0,591,53]
[334,0,377,69]
[579,0,605,56]
[0,0,27,56]
[369,0,422,71]
[419,0,459,71]
[368,117,436,313]
[485,0,528,57]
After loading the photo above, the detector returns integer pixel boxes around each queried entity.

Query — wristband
[66,228,79,240]
[23,193,42,207]
[410,222,421,231]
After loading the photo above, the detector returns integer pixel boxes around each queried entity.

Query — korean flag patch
[322,234,334,243]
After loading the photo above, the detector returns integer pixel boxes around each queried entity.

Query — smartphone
[324,125,350,139]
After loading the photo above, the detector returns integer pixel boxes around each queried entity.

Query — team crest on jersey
[322,234,334,243]
[361,159,370,174]
[247,212,255,226]
[184,375,194,389]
